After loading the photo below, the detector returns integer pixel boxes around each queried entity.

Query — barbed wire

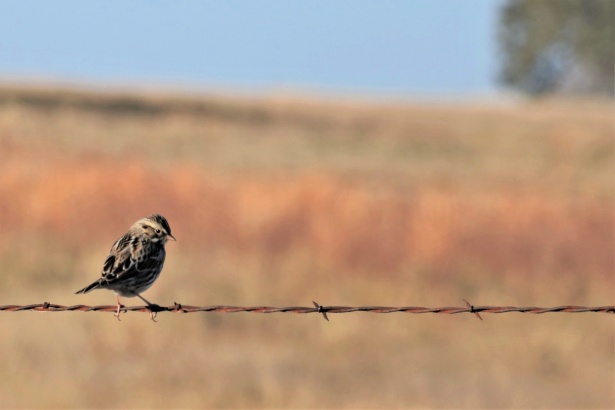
[0,300,613,321]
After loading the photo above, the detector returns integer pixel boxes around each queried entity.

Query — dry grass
[0,85,612,409]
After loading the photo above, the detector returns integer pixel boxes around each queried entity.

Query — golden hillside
[0,85,612,408]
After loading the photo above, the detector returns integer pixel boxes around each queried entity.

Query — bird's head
[134,214,176,243]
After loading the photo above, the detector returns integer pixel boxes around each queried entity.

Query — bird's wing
[100,233,138,283]
[100,235,166,286]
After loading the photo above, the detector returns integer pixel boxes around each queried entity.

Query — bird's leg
[136,294,160,322]
[114,295,125,321]
[136,294,153,305]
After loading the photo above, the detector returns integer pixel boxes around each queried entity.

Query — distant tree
[498,0,614,97]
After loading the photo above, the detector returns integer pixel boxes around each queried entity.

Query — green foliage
[499,0,614,96]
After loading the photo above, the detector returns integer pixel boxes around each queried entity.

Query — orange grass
[0,86,612,408]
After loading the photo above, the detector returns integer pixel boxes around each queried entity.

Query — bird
[75,214,175,321]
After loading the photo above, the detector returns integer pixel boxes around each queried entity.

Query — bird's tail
[75,280,103,294]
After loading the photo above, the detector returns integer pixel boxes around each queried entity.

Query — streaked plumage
[75,214,175,320]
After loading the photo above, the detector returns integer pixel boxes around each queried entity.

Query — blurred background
[0,1,613,408]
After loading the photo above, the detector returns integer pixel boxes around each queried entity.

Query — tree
[498,0,614,97]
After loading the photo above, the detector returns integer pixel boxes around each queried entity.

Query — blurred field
[0,85,612,409]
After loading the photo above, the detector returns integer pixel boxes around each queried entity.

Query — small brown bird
[75,214,175,321]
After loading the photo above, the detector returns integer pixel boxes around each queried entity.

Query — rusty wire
[0,301,613,321]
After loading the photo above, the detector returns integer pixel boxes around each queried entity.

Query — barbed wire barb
[0,302,613,319]
[463,299,483,320]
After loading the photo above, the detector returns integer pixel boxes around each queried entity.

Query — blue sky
[0,1,502,96]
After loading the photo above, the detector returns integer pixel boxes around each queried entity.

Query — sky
[0,1,502,97]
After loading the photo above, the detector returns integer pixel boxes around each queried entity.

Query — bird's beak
[168,234,176,241]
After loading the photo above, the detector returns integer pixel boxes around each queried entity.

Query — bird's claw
[147,304,163,322]
[115,303,126,321]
